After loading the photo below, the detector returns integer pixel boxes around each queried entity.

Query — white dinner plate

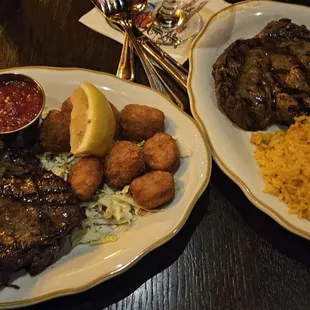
[0,66,211,308]
[188,0,310,240]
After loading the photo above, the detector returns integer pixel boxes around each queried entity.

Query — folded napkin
[79,0,230,64]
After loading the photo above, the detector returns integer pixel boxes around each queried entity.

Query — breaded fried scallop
[39,110,70,152]
[104,141,145,188]
[68,156,103,201]
[130,171,175,209]
[120,104,165,141]
[61,97,73,116]
[109,102,120,138]
[144,133,179,171]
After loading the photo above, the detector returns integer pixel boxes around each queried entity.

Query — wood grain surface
[1,1,310,309]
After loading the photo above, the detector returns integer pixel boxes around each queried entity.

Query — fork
[91,0,184,110]
[116,31,135,81]
[107,19,188,90]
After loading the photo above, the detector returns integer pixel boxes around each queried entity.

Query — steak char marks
[0,149,83,286]
[213,19,310,130]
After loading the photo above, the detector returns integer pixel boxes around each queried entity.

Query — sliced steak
[213,19,310,130]
[285,66,310,91]
[0,149,83,286]
[269,54,297,71]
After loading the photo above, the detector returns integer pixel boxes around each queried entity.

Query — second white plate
[189,0,310,240]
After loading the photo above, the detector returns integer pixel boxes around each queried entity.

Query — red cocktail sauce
[0,80,43,133]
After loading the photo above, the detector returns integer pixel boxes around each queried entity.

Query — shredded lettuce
[72,184,141,247]
[71,226,118,247]
[136,140,145,147]
[81,185,141,225]
[38,152,79,181]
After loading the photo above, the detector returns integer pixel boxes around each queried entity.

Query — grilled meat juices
[0,149,83,286]
[213,19,310,130]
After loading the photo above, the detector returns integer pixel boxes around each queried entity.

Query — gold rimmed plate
[0,66,211,308]
[188,0,310,240]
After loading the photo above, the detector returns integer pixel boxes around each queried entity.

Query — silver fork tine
[92,0,107,14]
[117,0,127,13]
[109,0,118,16]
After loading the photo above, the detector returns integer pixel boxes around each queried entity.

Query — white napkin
[79,0,230,64]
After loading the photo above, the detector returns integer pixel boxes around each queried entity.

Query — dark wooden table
[1,1,310,309]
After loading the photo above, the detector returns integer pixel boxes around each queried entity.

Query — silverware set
[91,0,189,110]
[108,20,188,90]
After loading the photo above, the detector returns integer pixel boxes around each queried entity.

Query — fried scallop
[103,141,145,188]
[143,133,179,171]
[68,156,103,201]
[120,104,165,141]
[39,110,70,152]
[61,97,73,116]
[109,102,120,138]
[130,171,175,209]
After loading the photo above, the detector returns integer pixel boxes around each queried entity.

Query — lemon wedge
[70,82,115,157]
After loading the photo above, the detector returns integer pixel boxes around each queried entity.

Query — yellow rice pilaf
[251,116,310,220]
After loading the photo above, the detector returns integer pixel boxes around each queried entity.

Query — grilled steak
[213,19,310,131]
[0,149,83,286]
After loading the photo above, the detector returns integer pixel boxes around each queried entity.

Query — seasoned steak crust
[0,149,83,286]
[213,19,310,131]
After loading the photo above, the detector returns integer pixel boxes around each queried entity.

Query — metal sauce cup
[0,73,45,147]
